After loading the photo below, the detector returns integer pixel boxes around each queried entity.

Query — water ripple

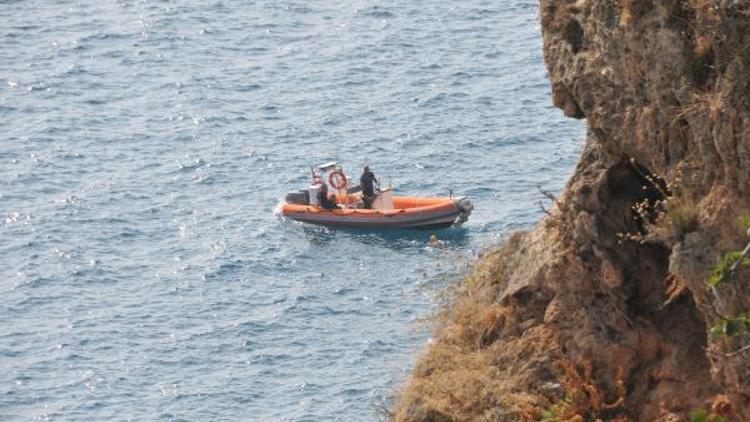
[0,0,583,420]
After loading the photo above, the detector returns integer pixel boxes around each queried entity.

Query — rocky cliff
[396,1,750,420]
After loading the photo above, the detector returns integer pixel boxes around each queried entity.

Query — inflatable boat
[279,162,473,230]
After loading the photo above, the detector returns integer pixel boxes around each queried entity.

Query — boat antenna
[310,166,316,184]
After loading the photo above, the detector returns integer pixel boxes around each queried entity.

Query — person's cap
[364,165,370,171]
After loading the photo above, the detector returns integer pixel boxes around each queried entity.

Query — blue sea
[0,1,584,420]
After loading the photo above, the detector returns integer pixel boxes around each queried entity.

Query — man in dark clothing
[318,184,338,210]
[360,166,379,209]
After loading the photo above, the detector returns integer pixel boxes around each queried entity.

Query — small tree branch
[539,201,552,216]
[729,241,750,273]
[724,342,750,357]
[536,184,557,201]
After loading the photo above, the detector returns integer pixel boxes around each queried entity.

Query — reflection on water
[300,224,471,250]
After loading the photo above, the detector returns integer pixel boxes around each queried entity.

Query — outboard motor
[454,197,474,225]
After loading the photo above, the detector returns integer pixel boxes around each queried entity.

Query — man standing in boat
[360,165,379,209]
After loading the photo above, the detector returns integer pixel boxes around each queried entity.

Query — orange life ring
[329,171,347,190]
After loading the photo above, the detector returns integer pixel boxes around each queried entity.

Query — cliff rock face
[396,1,750,420]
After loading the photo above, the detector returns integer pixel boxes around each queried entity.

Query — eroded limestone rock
[396,1,750,420]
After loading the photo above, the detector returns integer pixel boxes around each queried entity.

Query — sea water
[0,1,584,420]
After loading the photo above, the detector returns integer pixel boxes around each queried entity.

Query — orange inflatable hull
[280,196,471,229]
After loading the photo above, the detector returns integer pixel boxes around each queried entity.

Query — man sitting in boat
[318,184,338,210]
[360,165,379,209]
